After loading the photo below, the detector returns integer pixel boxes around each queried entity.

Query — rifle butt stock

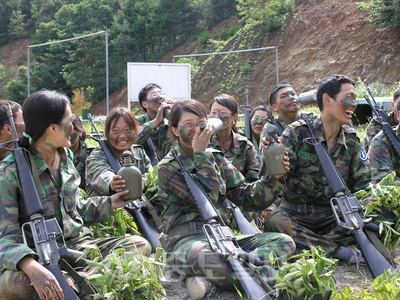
[244,108,252,141]
[314,143,347,194]
[183,173,219,222]
[14,148,44,216]
[226,200,259,235]
[353,229,393,278]
[47,265,80,300]
[127,201,161,252]
[228,257,272,300]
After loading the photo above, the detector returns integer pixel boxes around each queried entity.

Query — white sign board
[127,62,191,110]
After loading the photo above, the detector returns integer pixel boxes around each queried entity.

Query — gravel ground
[159,247,400,299]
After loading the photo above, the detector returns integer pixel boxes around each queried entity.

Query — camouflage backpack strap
[141,194,163,231]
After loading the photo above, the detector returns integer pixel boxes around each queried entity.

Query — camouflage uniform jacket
[210,130,261,182]
[259,111,320,149]
[85,144,152,197]
[136,112,171,160]
[0,144,114,273]
[368,124,400,182]
[73,140,95,190]
[281,116,370,205]
[363,110,396,152]
[158,145,285,243]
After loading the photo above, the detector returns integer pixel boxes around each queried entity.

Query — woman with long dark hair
[0,90,150,300]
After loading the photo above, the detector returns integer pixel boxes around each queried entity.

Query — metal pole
[105,31,109,115]
[27,48,30,96]
[275,46,279,85]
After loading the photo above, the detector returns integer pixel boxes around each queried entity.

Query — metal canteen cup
[208,118,223,133]
[298,90,317,106]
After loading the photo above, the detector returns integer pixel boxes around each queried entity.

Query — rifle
[364,90,400,159]
[302,114,394,278]
[226,200,260,235]
[171,147,272,300]
[143,137,159,166]
[87,114,161,252]
[6,107,82,299]
[259,98,285,135]
[243,89,252,141]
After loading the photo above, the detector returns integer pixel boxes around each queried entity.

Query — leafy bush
[85,247,167,300]
[198,31,215,45]
[274,247,337,299]
[219,25,241,40]
[236,0,295,30]
[332,267,400,299]
[354,172,400,250]
[357,0,400,29]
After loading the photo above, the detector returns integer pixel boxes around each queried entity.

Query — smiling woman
[85,107,153,198]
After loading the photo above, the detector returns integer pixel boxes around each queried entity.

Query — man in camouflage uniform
[363,90,400,152]
[0,100,24,163]
[136,83,175,163]
[264,75,370,263]
[158,99,295,299]
[69,114,95,190]
[259,84,319,148]
[368,99,400,182]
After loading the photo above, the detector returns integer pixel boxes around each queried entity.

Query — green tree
[358,0,400,28]
[236,0,295,30]
[0,0,20,44]
[209,0,237,27]
[5,66,28,104]
[8,10,29,38]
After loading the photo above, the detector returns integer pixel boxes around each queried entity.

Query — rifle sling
[141,195,163,231]
[60,259,99,295]
[364,228,394,264]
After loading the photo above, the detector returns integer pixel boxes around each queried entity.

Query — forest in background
[0,0,399,108]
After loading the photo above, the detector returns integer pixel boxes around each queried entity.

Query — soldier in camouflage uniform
[69,114,95,190]
[264,75,370,263]
[368,99,400,182]
[158,99,295,299]
[0,100,24,163]
[249,105,269,153]
[0,90,151,300]
[363,90,400,152]
[209,94,261,183]
[86,107,152,197]
[135,83,176,163]
[259,84,320,149]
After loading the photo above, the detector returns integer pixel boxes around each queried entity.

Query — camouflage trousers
[265,207,356,255]
[0,235,150,300]
[165,232,295,290]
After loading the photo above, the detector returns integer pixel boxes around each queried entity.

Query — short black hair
[0,100,21,130]
[138,83,162,112]
[316,75,355,111]
[268,84,293,105]
[393,90,400,103]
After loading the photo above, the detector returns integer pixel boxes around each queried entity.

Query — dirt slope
[1,0,400,112]
[93,0,400,112]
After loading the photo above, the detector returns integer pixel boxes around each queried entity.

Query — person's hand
[110,189,134,209]
[273,151,290,180]
[109,175,125,192]
[192,123,213,152]
[260,136,282,154]
[19,258,64,300]
[153,101,174,127]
